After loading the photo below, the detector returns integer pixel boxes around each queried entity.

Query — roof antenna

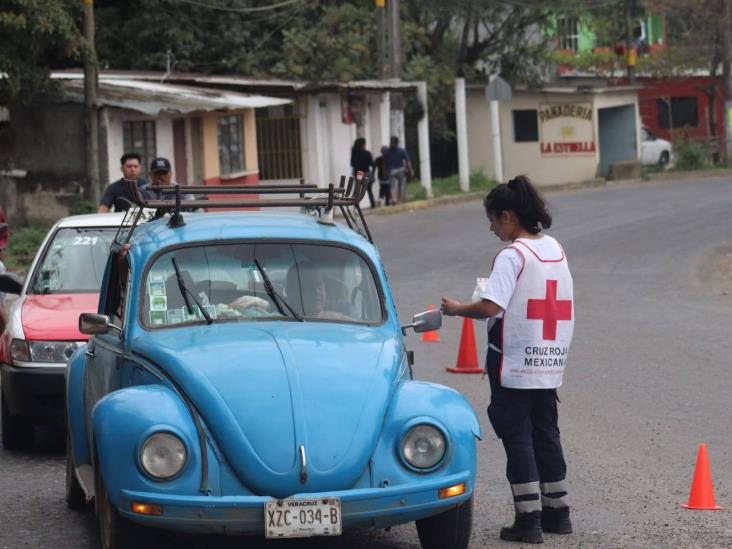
[168,184,186,228]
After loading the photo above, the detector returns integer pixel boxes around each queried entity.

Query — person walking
[374,146,391,206]
[350,138,375,208]
[383,136,414,205]
[440,175,574,544]
[98,152,151,212]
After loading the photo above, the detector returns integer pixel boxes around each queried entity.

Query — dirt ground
[704,243,732,297]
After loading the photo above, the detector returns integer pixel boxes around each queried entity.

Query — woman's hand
[440,297,461,316]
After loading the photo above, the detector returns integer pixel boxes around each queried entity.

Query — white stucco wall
[301,92,388,187]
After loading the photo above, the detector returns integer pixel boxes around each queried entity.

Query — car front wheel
[1,391,34,450]
[95,459,139,549]
[416,495,473,549]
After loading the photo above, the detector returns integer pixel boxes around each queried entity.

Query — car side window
[103,252,131,330]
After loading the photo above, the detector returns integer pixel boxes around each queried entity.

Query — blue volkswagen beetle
[65,180,481,549]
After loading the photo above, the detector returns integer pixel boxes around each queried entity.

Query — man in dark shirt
[98,152,152,212]
[383,136,414,205]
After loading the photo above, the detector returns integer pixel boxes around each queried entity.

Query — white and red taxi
[1,213,124,449]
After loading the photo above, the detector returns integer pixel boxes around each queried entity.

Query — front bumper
[0,363,66,418]
[118,470,472,534]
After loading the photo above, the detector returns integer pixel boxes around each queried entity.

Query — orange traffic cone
[681,444,723,510]
[447,317,483,373]
[420,305,441,342]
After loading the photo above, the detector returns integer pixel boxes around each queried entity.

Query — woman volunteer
[441,175,574,544]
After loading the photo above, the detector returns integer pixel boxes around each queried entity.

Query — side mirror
[402,308,442,335]
[0,272,23,295]
[79,313,114,335]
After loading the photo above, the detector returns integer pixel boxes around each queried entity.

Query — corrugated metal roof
[52,70,422,95]
[61,78,291,115]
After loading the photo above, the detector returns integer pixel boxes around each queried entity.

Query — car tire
[65,431,87,510]
[416,495,473,549]
[95,458,139,549]
[659,151,670,167]
[1,391,34,450]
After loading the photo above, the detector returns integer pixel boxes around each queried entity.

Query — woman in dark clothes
[350,137,375,208]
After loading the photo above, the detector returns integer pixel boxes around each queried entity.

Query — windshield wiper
[171,257,213,325]
[253,258,303,321]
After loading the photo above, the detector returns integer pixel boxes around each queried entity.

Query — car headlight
[27,341,83,363]
[139,432,187,480]
[401,424,447,470]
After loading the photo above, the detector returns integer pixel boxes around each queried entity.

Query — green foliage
[672,133,706,171]
[0,0,83,104]
[92,0,559,141]
[408,171,497,201]
[553,48,624,77]
[3,222,51,273]
[69,199,96,216]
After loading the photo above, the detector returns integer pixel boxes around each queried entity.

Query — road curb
[364,168,732,216]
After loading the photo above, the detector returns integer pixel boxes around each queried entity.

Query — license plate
[264,497,342,538]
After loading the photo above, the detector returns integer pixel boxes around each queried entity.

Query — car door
[83,251,131,435]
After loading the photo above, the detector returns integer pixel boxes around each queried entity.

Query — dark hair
[483,175,552,234]
[390,135,399,147]
[120,152,142,165]
[350,138,366,163]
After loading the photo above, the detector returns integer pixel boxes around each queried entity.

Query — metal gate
[256,106,303,181]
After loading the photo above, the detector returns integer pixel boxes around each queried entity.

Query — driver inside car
[288,263,353,321]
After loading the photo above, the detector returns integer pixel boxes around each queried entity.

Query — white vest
[499,237,574,389]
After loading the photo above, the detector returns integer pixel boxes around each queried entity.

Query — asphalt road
[1,176,731,548]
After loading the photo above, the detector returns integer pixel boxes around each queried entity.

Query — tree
[0,0,83,104]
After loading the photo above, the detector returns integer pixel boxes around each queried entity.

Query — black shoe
[541,507,572,534]
[500,511,544,543]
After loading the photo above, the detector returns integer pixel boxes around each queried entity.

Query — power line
[175,0,302,13]
[494,0,622,10]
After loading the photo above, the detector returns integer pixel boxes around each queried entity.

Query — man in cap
[98,152,152,212]
[148,157,200,211]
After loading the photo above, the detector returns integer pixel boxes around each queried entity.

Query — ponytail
[483,175,552,234]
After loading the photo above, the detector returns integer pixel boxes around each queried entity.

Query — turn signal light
[131,502,163,516]
[438,483,466,499]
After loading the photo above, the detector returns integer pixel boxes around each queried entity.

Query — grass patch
[3,222,52,275]
[407,171,498,201]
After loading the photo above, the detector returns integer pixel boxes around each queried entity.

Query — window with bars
[557,16,579,52]
[217,115,245,175]
[122,120,156,172]
[256,105,303,180]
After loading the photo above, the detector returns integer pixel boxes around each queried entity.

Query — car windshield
[142,243,384,327]
[28,227,117,294]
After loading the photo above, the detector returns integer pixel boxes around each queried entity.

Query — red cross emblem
[526,280,572,340]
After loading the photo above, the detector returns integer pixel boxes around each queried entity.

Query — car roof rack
[113,173,373,247]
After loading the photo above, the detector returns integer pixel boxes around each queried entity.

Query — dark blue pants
[486,321,567,489]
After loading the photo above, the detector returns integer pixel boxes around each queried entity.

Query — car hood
[21,293,98,340]
[131,322,399,498]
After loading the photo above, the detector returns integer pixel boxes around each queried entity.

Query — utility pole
[83,0,100,203]
[388,0,401,80]
[722,0,732,161]
[624,0,636,84]
[387,0,404,145]
[376,0,386,79]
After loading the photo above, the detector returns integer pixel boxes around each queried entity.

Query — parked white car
[640,127,673,167]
